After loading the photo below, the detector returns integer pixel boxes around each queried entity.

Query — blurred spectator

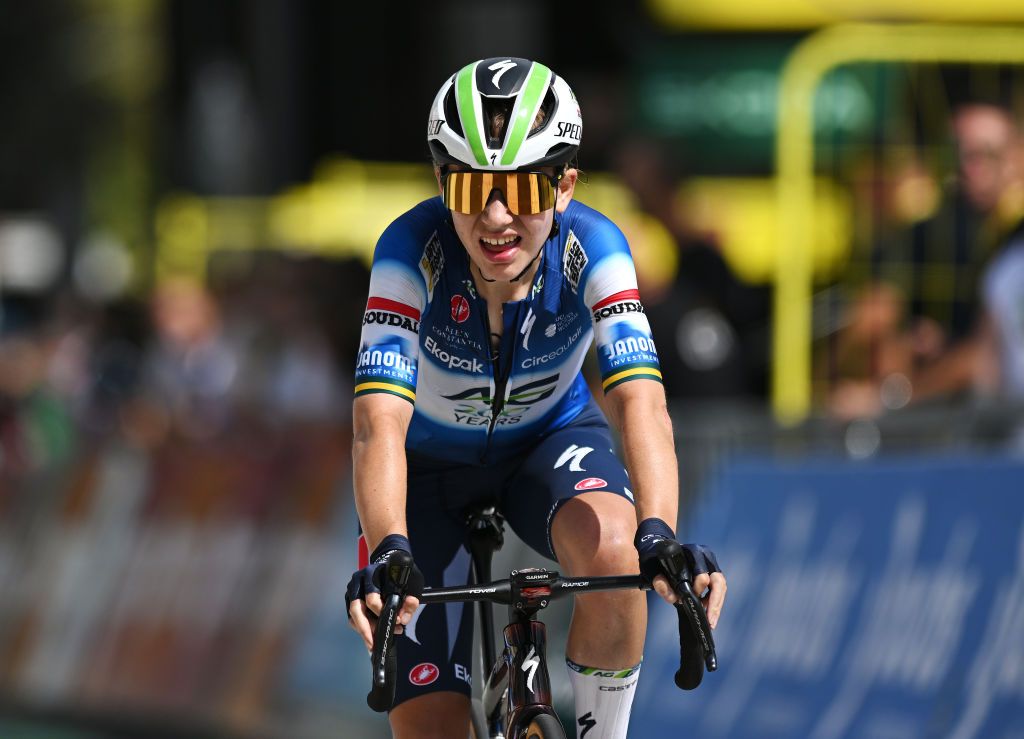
[829,100,1024,418]
[0,301,76,483]
[136,278,241,440]
[983,219,1024,400]
[613,137,771,400]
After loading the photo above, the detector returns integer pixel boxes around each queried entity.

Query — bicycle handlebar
[365,566,717,711]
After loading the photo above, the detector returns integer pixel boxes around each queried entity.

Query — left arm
[603,377,677,527]
[575,207,726,621]
[605,376,726,625]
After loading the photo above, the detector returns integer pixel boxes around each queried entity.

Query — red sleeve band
[366,296,421,320]
[590,288,641,311]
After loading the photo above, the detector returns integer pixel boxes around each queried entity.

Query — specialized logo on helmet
[488,59,517,88]
[409,662,440,686]
[450,294,471,323]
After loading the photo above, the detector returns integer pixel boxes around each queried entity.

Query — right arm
[352,393,414,556]
[347,212,433,649]
[349,393,418,650]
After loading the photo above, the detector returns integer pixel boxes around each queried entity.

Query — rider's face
[448,168,577,284]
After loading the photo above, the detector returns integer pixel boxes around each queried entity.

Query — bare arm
[603,378,678,530]
[910,315,999,403]
[349,392,416,649]
[604,378,726,625]
[352,393,415,553]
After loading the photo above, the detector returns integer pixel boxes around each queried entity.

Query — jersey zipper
[480,302,518,463]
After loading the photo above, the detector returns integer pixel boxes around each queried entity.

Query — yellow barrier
[774,22,1024,425]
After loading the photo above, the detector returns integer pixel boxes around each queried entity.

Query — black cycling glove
[634,517,721,593]
[345,534,425,618]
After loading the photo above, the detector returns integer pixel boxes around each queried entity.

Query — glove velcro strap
[634,517,675,549]
[370,534,412,563]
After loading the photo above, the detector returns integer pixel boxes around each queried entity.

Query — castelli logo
[574,477,608,491]
[409,662,440,686]
[450,295,471,323]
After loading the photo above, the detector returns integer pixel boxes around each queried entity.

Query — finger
[704,572,727,629]
[399,596,421,626]
[348,601,378,651]
[653,575,678,605]
[693,572,711,597]
[365,591,383,617]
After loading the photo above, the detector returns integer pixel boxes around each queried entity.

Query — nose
[480,188,514,225]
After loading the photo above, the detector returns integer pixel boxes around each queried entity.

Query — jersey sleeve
[569,209,663,394]
[354,212,431,405]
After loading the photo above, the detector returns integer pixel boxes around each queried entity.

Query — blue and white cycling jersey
[354,196,662,465]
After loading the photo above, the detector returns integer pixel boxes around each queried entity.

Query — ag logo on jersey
[563,230,587,295]
[444,374,559,425]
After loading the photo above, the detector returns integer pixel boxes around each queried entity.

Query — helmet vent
[482,98,514,149]
[443,86,464,138]
[527,86,557,139]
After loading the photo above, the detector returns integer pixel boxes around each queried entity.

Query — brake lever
[366,555,412,712]
[673,578,717,690]
[654,540,717,690]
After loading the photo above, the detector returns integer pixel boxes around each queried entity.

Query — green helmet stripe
[455,63,488,167]
[500,62,551,167]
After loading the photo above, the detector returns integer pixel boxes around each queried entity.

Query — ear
[434,165,443,195]
[555,168,578,213]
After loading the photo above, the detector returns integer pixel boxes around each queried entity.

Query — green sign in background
[633,37,882,174]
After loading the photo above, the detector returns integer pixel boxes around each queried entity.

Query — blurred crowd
[825,97,1024,421]
[0,253,369,489]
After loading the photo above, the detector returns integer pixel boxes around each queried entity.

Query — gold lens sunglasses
[441,168,562,216]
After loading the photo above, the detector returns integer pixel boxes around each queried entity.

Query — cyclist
[346,57,727,739]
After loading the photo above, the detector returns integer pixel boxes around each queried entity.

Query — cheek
[520,213,552,240]
[451,213,477,245]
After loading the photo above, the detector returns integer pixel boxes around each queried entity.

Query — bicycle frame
[365,505,718,737]
[422,565,647,737]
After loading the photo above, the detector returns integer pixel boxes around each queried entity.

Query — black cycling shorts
[377,410,634,709]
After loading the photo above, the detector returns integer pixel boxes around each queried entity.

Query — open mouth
[479,235,521,260]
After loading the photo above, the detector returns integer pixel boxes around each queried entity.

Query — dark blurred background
[2,2,1024,738]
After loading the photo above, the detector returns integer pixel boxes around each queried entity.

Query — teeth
[482,236,518,246]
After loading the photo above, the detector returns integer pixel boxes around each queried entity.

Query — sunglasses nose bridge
[481,188,515,222]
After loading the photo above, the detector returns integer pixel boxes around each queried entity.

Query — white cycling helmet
[427,57,582,171]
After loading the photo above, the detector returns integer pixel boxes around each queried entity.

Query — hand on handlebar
[634,518,726,627]
[346,534,425,652]
[635,517,726,690]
